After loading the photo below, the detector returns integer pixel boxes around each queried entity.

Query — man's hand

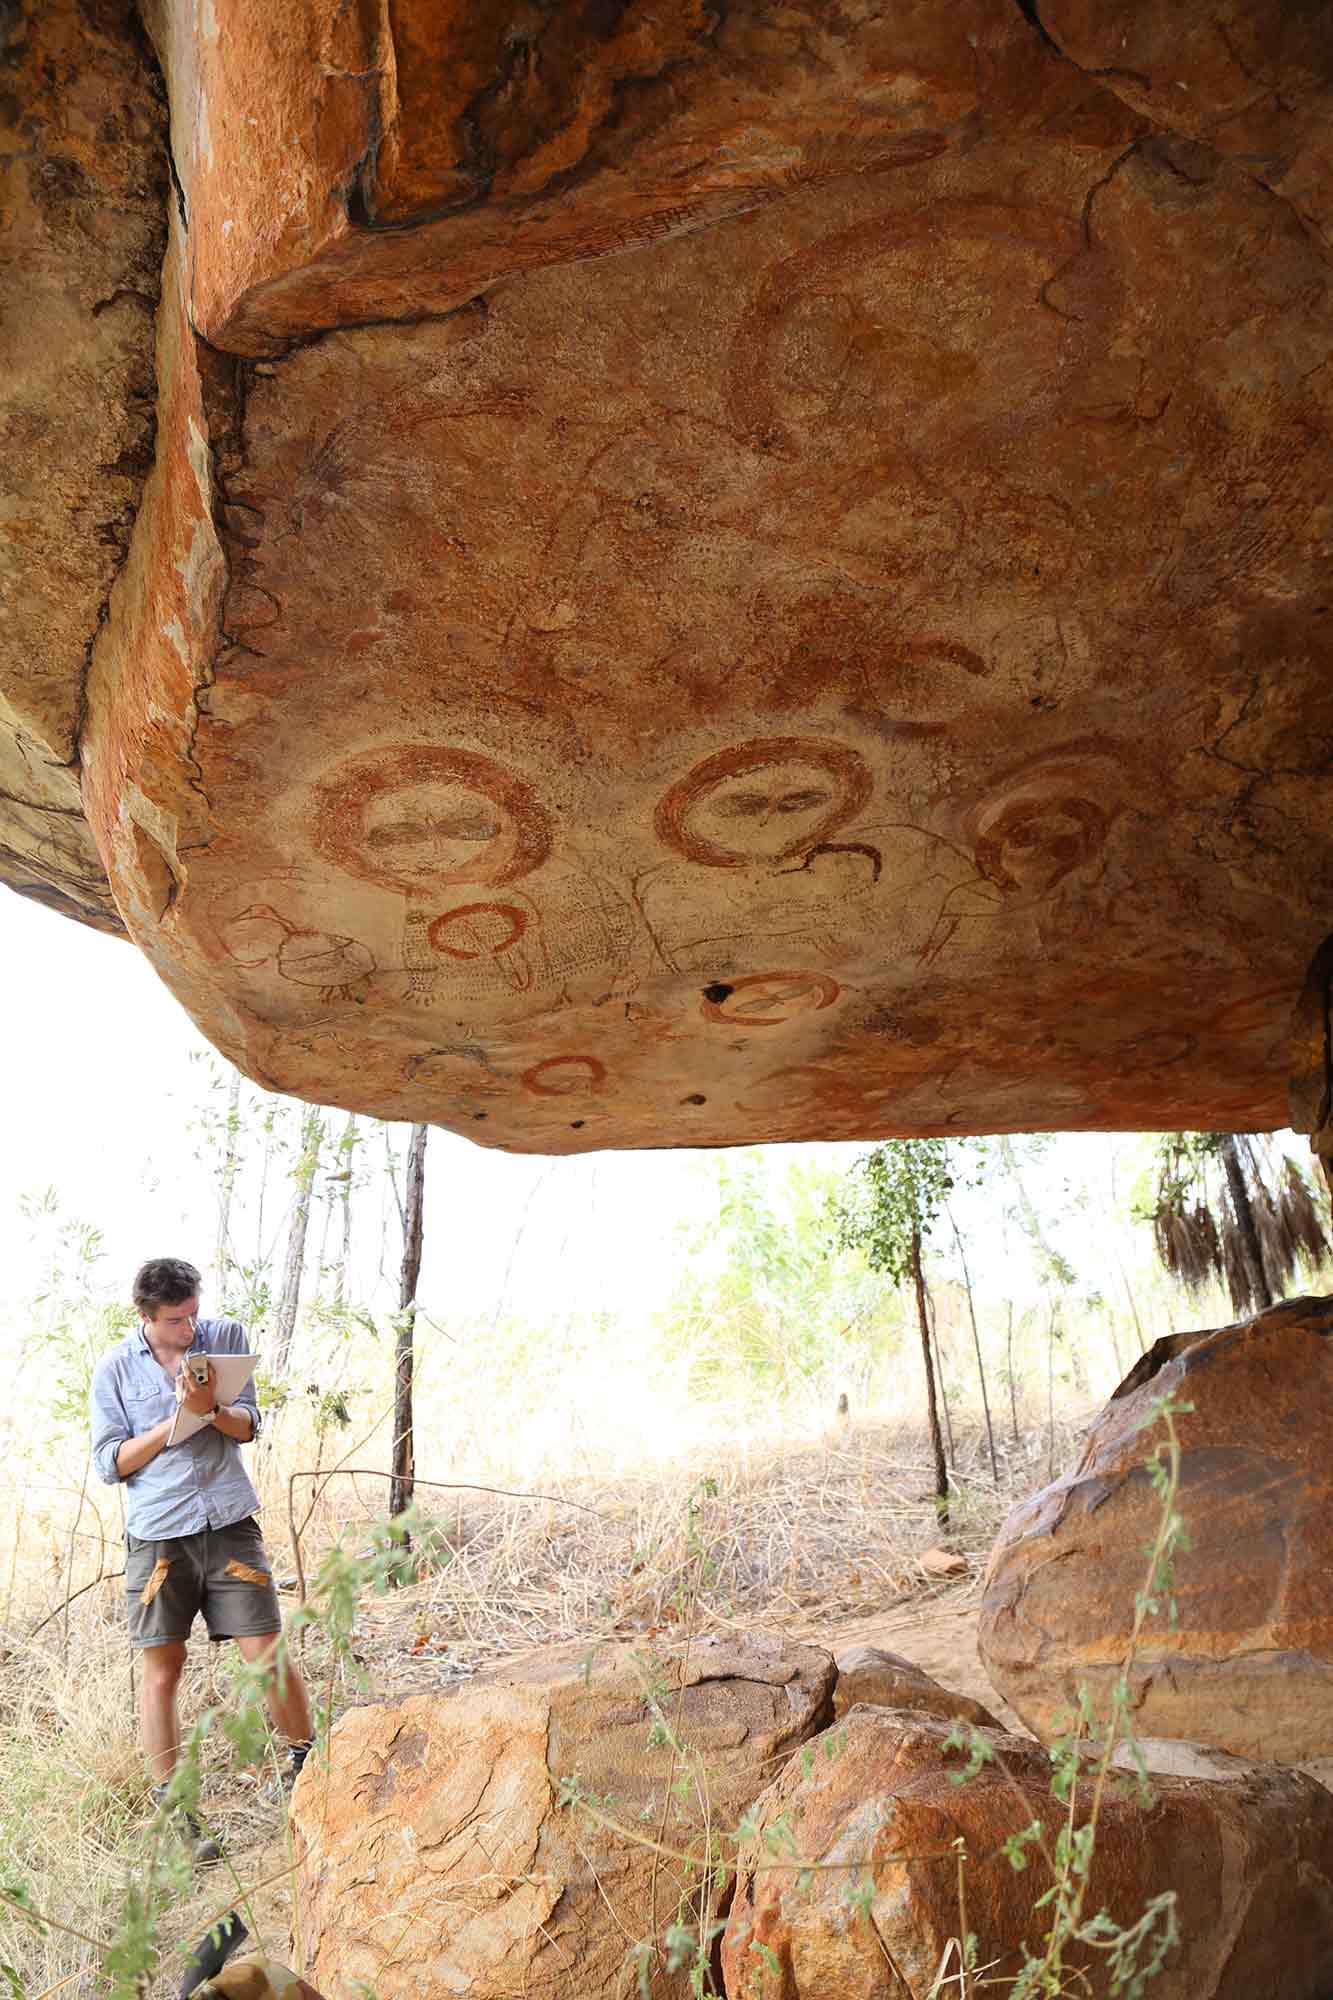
[177,1358,216,1417]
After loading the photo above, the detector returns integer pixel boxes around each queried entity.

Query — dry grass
[0,1389,1090,1996]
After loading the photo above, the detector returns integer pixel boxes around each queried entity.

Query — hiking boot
[259,1740,313,1806]
[178,1909,247,1997]
[151,1785,223,1867]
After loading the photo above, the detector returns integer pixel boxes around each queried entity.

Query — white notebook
[167,1354,258,1445]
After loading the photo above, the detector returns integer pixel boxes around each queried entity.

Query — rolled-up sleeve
[216,1319,262,1442]
[90,1359,128,1484]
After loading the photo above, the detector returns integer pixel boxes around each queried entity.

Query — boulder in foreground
[721,1707,1333,1999]
[291,1631,833,1999]
[978,1294,1333,1761]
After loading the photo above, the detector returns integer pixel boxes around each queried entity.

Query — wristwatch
[203,1403,222,1423]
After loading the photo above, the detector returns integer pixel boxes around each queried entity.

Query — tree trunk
[334,1112,358,1307]
[1006,1299,1020,1441]
[926,1282,956,1469]
[1106,1311,1126,1381]
[911,1225,949,1523]
[390,1123,428,1522]
[214,1067,242,1288]
[1046,1301,1059,1480]
[949,1204,999,1482]
[1114,1250,1145,1360]
[1221,1134,1274,1311]
[272,1106,324,1375]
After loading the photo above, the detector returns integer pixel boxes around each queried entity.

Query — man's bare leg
[236,1629,314,1749]
[140,1639,188,1784]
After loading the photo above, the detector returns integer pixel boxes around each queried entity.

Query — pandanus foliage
[1148,1132,1329,1316]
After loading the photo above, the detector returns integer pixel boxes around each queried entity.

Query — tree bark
[1220,1134,1274,1311]
[334,1112,358,1307]
[1006,1299,1020,1441]
[926,1282,956,1469]
[912,1225,949,1523]
[1046,1301,1059,1480]
[214,1067,242,1289]
[272,1106,323,1375]
[390,1123,428,1522]
[949,1204,999,1482]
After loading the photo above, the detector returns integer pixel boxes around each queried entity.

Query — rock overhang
[6,0,1333,1152]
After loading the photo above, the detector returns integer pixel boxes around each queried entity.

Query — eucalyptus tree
[390,1123,429,1523]
[271,1104,325,1375]
[833,1139,955,1519]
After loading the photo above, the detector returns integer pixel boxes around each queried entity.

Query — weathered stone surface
[1040,0,1333,250]
[291,1630,834,2000]
[832,1645,999,1728]
[721,1707,1333,2000]
[0,0,166,931]
[9,2,1333,1145]
[978,1293,1333,1762]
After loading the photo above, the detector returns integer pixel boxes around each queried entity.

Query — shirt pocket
[125,1383,174,1429]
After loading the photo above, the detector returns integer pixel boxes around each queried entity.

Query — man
[91,1256,313,1862]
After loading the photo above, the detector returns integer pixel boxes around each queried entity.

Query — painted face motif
[310,746,553,893]
[685,759,842,864]
[976,795,1106,896]
[360,782,515,888]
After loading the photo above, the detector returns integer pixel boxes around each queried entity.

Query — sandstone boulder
[832,1646,999,1730]
[291,1631,833,1999]
[721,1707,1333,2000]
[978,1294,1333,1762]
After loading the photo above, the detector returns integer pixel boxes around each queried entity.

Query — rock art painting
[13,0,1333,1149]
[306,746,643,1026]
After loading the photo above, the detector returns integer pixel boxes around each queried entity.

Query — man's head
[133,1257,202,1343]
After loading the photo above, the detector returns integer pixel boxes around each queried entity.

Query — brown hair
[132,1257,201,1319]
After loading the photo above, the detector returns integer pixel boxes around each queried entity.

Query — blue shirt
[90,1317,263,1539]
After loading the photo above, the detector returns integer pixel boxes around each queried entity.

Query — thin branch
[29,1567,123,1641]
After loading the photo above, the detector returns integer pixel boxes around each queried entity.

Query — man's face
[144,1294,199,1353]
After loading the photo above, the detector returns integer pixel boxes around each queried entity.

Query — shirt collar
[134,1321,153,1355]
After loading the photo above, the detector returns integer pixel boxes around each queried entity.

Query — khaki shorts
[124,1515,283,1649]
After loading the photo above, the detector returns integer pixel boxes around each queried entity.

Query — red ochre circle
[427,902,528,959]
[521,1055,608,1097]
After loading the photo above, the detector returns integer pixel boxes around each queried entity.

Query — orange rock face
[0,0,165,932]
[978,1294,1333,1761]
[831,1645,1000,1727]
[721,1707,1333,2000]
[7,1,1333,1145]
[290,1631,834,2000]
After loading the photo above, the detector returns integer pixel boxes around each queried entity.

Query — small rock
[195,1959,324,1997]
[919,1546,968,1578]
[832,1645,999,1728]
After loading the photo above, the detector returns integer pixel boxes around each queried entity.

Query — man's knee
[140,1640,187,1689]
